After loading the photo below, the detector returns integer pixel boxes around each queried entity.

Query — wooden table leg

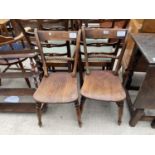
[129,109,144,127]
[151,119,155,128]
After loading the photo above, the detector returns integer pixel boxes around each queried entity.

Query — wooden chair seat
[33,72,78,103]
[81,71,126,102]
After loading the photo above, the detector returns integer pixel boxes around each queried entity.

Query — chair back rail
[35,29,81,77]
[82,27,128,74]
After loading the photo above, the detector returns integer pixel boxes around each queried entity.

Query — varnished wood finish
[33,73,78,103]
[131,33,155,64]
[81,71,126,101]
[0,19,10,35]
[34,29,82,127]
[0,19,10,25]
[80,27,128,125]
[140,19,155,33]
[37,30,77,41]
[83,28,128,39]
[126,33,155,127]
[122,20,155,90]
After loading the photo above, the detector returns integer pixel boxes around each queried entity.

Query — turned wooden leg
[18,61,31,88]
[129,109,144,127]
[80,96,86,114]
[36,102,42,127]
[116,101,124,125]
[74,100,82,128]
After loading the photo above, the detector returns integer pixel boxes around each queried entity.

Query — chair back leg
[116,101,124,125]
[36,102,42,127]
[74,100,82,127]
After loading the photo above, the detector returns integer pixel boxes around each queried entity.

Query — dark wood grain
[81,71,126,101]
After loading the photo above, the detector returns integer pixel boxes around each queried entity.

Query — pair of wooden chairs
[33,27,128,127]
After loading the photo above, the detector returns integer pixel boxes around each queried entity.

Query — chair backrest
[82,27,128,74]
[35,29,81,77]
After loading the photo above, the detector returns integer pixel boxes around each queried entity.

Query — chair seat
[81,71,126,102]
[33,72,78,103]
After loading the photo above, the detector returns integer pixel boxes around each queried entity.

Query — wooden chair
[34,29,82,127]
[0,32,32,87]
[80,27,128,125]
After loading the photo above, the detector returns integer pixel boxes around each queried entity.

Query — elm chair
[34,29,82,127]
[80,27,128,125]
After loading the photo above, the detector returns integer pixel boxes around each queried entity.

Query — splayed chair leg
[36,102,42,127]
[116,101,124,125]
[74,100,82,128]
[80,96,86,114]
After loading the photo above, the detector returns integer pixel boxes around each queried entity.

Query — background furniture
[0,32,31,87]
[125,33,155,128]
[0,47,42,112]
[0,24,46,113]
[123,19,155,90]
[0,19,10,35]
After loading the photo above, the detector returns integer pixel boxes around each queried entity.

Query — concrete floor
[0,64,155,135]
